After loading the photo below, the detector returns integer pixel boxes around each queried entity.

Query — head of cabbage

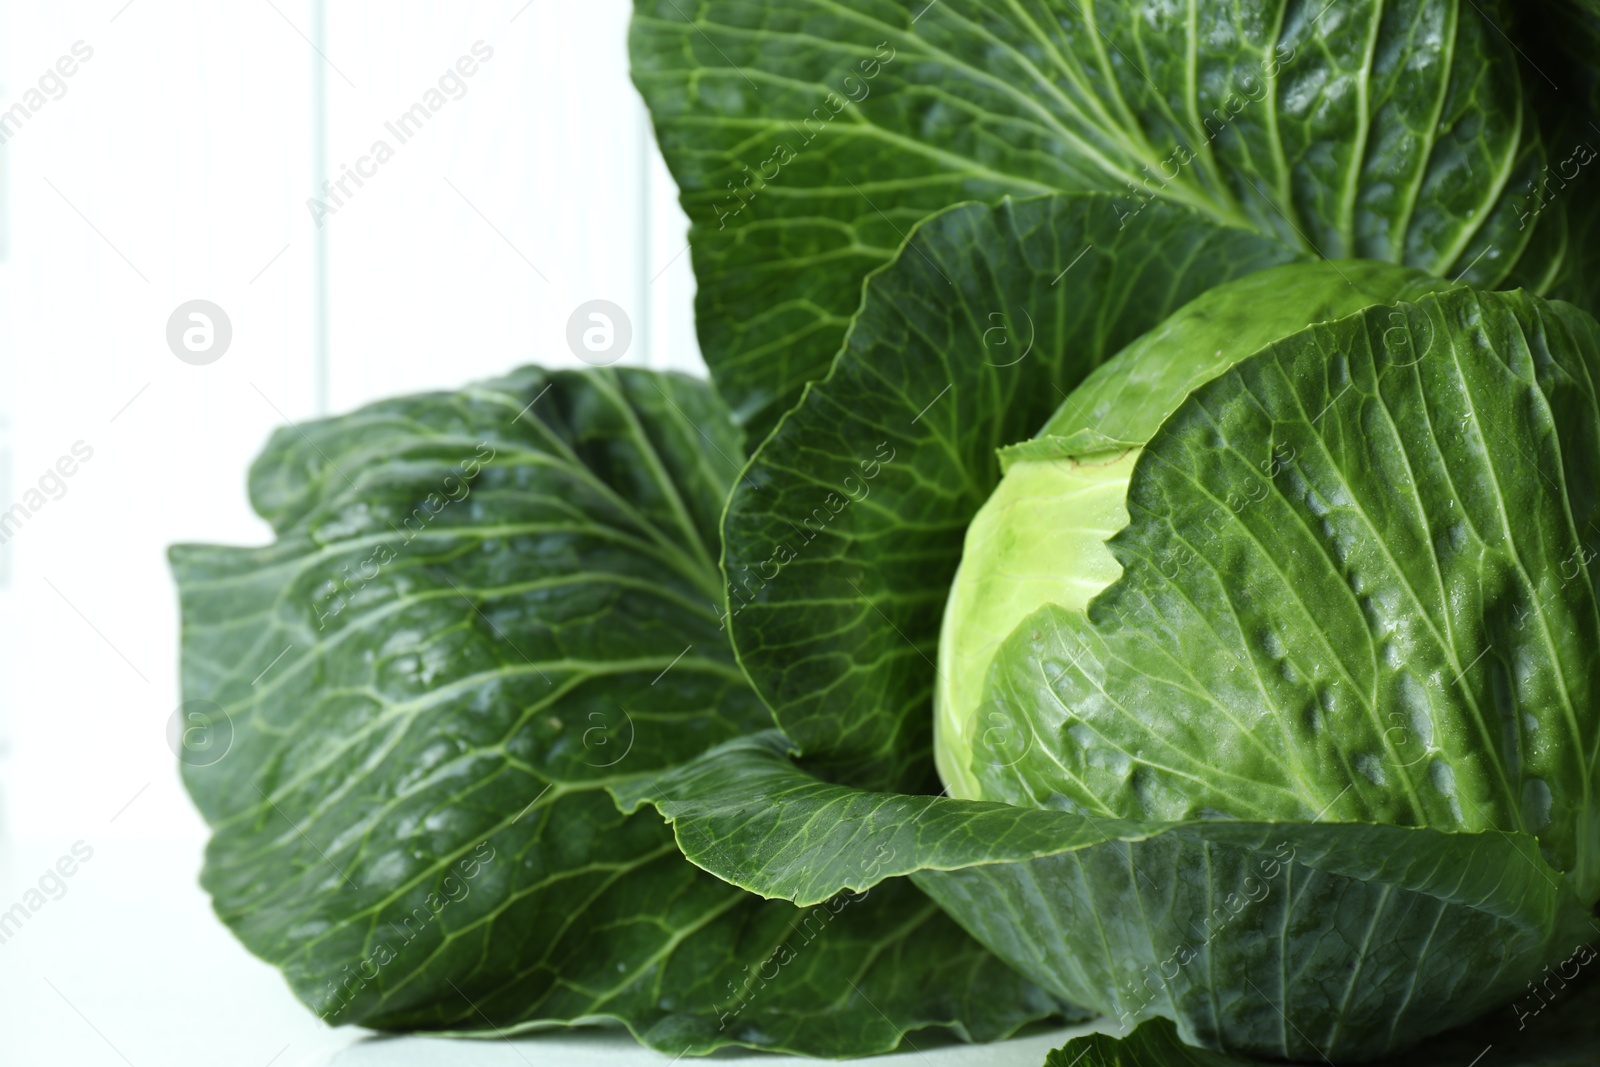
[632,235,1600,1064]
[922,260,1600,1059]
[937,261,1461,805]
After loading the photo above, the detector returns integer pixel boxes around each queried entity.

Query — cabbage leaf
[169,367,1064,1054]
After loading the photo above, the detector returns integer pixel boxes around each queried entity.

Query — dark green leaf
[1046,973,1600,1067]
[632,0,1569,434]
[1043,1020,1240,1067]
[625,729,1592,1061]
[634,284,1600,1058]
[721,192,1298,789]
[977,287,1600,894]
[170,367,1061,1055]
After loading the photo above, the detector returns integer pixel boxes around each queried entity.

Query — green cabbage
[169,2,1600,1064]
[937,262,1457,800]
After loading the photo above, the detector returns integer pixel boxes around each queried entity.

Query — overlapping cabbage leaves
[168,367,1065,1055]
[933,260,1460,799]
[617,185,1600,1062]
[1044,982,1600,1067]
[631,275,1600,1059]
[168,0,1600,1061]
[719,193,1298,790]
[648,0,1600,798]
[633,0,1587,435]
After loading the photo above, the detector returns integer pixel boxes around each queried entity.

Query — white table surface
[0,838,1097,1066]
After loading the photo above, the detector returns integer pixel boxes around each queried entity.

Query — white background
[0,0,700,850]
[0,2,1088,1063]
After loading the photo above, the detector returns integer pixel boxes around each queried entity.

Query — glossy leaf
[170,367,1062,1055]
[976,287,1600,896]
[936,261,1456,798]
[1046,981,1600,1067]
[633,286,1600,1058]
[632,0,1571,434]
[624,730,1592,1060]
[720,193,1297,789]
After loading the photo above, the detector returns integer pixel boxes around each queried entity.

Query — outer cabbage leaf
[1045,1022,1257,1067]
[631,286,1600,1059]
[1045,983,1600,1067]
[622,731,1592,1061]
[720,192,1298,790]
[169,367,1063,1055]
[977,287,1600,897]
[632,0,1571,434]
